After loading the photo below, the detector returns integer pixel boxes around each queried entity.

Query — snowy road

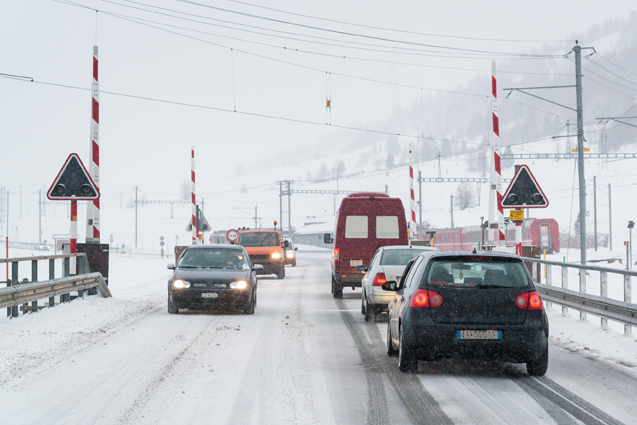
[1,251,636,424]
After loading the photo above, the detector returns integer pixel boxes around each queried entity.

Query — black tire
[168,293,179,314]
[526,346,549,376]
[331,276,335,295]
[364,298,375,322]
[398,327,417,372]
[333,281,343,299]
[276,263,285,279]
[361,291,366,315]
[244,294,255,315]
[292,260,297,267]
[387,320,398,357]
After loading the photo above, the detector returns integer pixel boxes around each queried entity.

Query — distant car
[359,245,437,322]
[284,240,298,267]
[384,251,549,375]
[167,245,263,314]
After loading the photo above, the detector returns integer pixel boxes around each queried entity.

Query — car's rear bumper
[171,289,252,310]
[368,286,394,308]
[335,272,364,286]
[402,312,548,363]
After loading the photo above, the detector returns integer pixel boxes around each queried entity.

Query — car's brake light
[372,273,387,286]
[515,291,544,310]
[409,289,443,308]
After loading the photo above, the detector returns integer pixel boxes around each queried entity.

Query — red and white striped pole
[191,147,197,245]
[488,61,505,245]
[86,45,100,243]
[71,201,77,274]
[409,144,416,239]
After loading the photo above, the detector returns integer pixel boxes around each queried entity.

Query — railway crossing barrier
[524,257,636,335]
[0,253,111,319]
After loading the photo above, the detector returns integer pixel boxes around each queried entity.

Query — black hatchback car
[384,251,549,375]
[167,245,263,314]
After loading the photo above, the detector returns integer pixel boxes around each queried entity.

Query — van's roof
[237,229,281,233]
[346,192,389,198]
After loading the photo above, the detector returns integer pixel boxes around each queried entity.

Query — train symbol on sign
[47,153,100,200]
[500,165,548,209]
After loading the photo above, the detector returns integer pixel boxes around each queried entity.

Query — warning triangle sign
[47,153,100,200]
[185,210,211,232]
[500,164,548,209]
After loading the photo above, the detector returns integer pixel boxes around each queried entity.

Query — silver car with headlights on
[167,245,263,314]
[359,245,437,322]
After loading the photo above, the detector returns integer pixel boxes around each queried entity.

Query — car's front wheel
[526,346,548,376]
[398,327,417,372]
[168,293,179,314]
[244,294,255,315]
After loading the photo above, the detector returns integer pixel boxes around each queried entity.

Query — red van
[324,193,408,298]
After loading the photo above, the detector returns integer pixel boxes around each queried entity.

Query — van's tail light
[515,291,544,310]
[372,273,387,286]
[333,248,339,260]
[409,289,443,308]
[333,248,340,272]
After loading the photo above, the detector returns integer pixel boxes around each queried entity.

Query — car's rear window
[380,249,426,265]
[238,232,280,247]
[376,216,399,239]
[424,257,529,288]
[345,216,368,238]
[178,249,248,269]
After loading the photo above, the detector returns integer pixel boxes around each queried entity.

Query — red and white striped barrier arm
[86,46,100,242]
[491,61,505,242]
[409,145,416,239]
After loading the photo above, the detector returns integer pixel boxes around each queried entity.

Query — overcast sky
[2,0,636,204]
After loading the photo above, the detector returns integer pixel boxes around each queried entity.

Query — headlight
[172,279,191,289]
[271,252,281,259]
[286,252,295,258]
[230,280,248,289]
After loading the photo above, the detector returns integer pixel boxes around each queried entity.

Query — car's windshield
[379,249,427,265]
[178,249,249,269]
[425,257,529,288]
[238,232,280,247]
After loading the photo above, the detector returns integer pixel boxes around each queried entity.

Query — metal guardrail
[0,272,111,310]
[525,257,635,335]
[1,253,111,318]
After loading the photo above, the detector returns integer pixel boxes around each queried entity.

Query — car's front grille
[250,254,271,262]
[192,282,228,288]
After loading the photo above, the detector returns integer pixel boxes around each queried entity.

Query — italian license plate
[202,293,218,298]
[457,330,502,340]
[350,260,363,267]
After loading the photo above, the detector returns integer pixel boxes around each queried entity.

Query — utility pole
[609,183,612,251]
[593,176,597,251]
[566,120,571,156]
[278,182,283,230]
[38,190,42,243]
[135,186,138,249]
[450,195,454,228]
[575,42,587,265]
[287,181,292,239]
[254,204,257,229]
[418,171,422,238]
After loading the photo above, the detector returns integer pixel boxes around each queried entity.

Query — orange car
[237,229,287,279]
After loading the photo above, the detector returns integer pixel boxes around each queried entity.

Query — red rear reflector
[373,272,387,286]
[409,289,443,308]
[515,291,544,310]
[341,275,346,278]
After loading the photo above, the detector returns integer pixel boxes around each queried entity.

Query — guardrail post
[77,256,85,299]
[11,262,19,318]
[545,264,552,307]
[561,266,568,316]
[49,259,55,307]
[579,269,586,320]
[31,260,38,313]
[625,275,632,336]
[600,271,608,329]
[62,258,70,303]
[532,264,537,282]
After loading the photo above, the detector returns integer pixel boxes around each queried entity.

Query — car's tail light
[372,273,387,286]
[409,289,443,308]
[515,291,544,310]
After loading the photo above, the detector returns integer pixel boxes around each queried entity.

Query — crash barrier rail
[0,253,111,319]
[524,257,636,335]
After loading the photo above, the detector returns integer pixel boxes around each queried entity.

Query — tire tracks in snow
[336,299,451,425]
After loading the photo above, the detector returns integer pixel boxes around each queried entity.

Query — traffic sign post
[500,165,548,256]
[47,154,100,275]
[226,229,238,243]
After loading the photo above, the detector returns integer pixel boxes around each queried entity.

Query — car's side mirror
[355,265,367,272]
[167,263,175,270]
[294,247,298,251]
[283,240,290,248]
[323,233,333,244]
[253,264,265,271]
[381,281,398,291]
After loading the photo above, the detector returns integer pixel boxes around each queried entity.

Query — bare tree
[454,182,476,210]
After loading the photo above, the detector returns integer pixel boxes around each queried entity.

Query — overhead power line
[225,0,571,44]
[0,73,483,146]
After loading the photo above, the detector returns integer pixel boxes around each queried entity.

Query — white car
[360,245,437,322]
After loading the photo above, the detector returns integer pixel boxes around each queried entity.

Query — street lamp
[628,221,634,269]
